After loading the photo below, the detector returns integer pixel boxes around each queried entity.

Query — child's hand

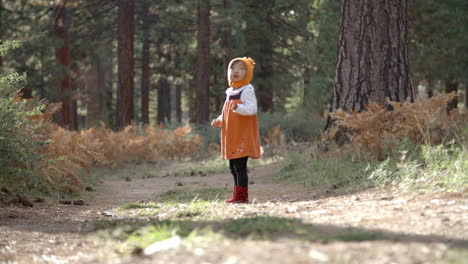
[211,119,221,128]
[231,103,238,111]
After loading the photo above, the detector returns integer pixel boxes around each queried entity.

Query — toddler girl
[211,57,261,203]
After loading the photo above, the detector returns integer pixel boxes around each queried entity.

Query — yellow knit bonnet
[227,57,255,89]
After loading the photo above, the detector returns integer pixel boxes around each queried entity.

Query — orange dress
[218,86,261,160]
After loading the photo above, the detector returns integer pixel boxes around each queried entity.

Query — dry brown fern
[27,102,203,194]
[326,92,464,159]
[264,125,286,156]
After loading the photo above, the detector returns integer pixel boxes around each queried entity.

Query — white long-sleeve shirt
[215,84,258,122]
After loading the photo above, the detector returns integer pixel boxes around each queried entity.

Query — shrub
[0,72,46,191]
[31,106,202,193]
[327,93,467,160]
[200,110,325,158]
[258,110,324,143]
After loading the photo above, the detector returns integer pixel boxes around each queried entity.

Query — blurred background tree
[0,0,466,132]
[409,0,468,112]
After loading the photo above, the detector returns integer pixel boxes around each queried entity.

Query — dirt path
[1,162,467,264]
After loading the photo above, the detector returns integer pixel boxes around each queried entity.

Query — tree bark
[427,78,434,98]
[39,50,45,98]
[85,59,100,128]
[326,0,414,131]
[0,0,3,67]
[257,23,274,112]
[195,0,210,124]
[465,82,468,110]
[303,66,311,109]
[175,83,182,123]
[157,77,171,125]
[96,54,106,115]
[156,37,172,125]
[140,5,150,126]
[445,80,458,113]
[101,45,114,129]
[245,0,274,112]
[175,52,182,123]
[85,54,107,128]
[18,64,32,98]
[54,0,76,130]
[115,0,134,130]
[223,0,232,82]
[189,78,197,123]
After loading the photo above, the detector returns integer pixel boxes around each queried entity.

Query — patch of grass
[124,223,176,249]
[121,202,161,210]
[250,156,281,167]
[223,216,384,242]
[116,197,223,220]
[170,199,221,220]
[173,156,227,176]
[91,163,160,181]
[92,219,137,237]
[170,155,278,177]
[159,187,227,203]
[92,216,385,254]
[223,216,316,240]
[275,148,370,192]
[442,249,468,264]
[368,142,468,191]
[277,140,467,193]
[331,229,383,241]
[91,219,218,254]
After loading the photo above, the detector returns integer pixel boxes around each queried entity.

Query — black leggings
[229,157,249,187]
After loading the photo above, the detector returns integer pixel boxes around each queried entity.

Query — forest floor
[0,160,467,264]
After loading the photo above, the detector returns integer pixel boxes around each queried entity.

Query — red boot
[234,186,249,203]
[225,186,238,203]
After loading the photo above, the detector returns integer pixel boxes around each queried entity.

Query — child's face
[230,61,246,82]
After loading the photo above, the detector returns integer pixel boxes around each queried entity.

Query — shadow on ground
[88,215,468,248]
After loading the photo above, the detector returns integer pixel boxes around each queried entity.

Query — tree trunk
[19,65,32,98]
[115,0,134,130]
[105,49,114,129]
[175,83,182,123]
[96,54,106,117]
[157,77,171,125]
[245,0,274,112]
[54,0,76,130]
[445,80,458,113]
[0,0,3,68]
[189,78,197,123]
[72,97,78,129]
[223,0,232,82]
[427,78,434,98]
[85,59,100,128]
[257,22,274,112]
[465,82,468,110]
[39,50,45,98]
[195,0,210,124]
[303,66,311,109]
[175,51,182,123]
[219,0,232,114]
[85,54,107,128]
[140,5,150,126]
[0,0,3,67]
[325,0,414,131]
